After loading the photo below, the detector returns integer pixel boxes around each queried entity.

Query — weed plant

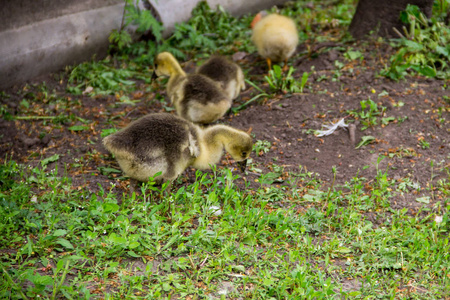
[381,4,450,80]
[347,98,387,130]
[167,2,255,55]
[265,65,310,94]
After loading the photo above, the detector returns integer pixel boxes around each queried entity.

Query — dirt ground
[0,40,448,211]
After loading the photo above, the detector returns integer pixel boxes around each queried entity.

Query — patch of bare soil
[0,41,448,211]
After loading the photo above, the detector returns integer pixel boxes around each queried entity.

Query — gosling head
[250,10,268,28]
[152,52,180,79]
[226,133,253,172]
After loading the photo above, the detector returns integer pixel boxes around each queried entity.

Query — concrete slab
[0,3,124,89]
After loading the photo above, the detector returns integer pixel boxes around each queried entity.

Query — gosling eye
[242,151,247,157]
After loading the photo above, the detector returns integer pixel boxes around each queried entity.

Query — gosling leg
[266,57,272,71]
[129,178,141,195]
[282,59,289,72]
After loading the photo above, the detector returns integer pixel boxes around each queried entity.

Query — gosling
[102,113,253,185]
[153,52,231,124]
[196,56,245,100]
[251,12,299,72]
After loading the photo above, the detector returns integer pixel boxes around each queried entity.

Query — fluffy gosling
[251,12,299,71]
[196,56,245,100]
[103,113,253,185]
[153,52,231,124]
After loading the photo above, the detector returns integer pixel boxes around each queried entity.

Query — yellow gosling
[154,52,232,124]
[196,56,245,100]
[251,12,299,72]
[103,113,253,185]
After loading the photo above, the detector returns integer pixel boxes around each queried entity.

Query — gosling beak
[151,70,158,81]
[237,159,248,172]
[250,12,262,28]
[250,11,267,28]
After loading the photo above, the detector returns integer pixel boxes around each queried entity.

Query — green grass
[347,98,387,131]
[265,65,311,94]
[381,4,450,80]
[1,157,449,299]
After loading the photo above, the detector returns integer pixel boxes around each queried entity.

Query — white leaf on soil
[315,118,348,137]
